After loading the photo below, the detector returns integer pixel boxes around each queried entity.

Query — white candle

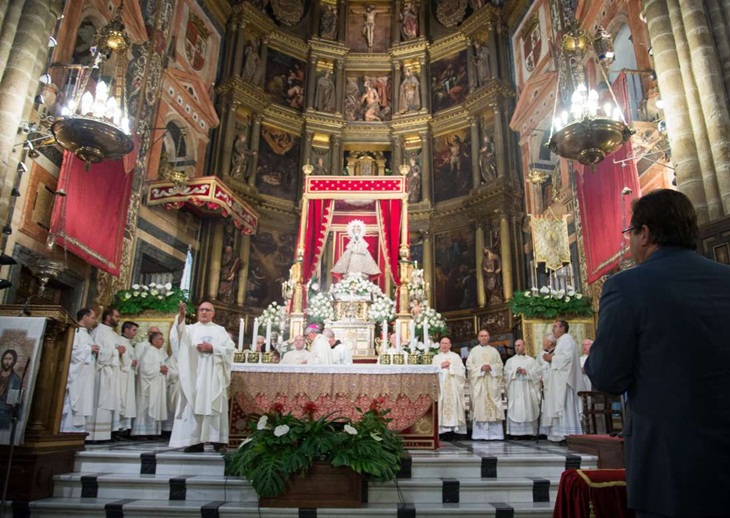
[414,260,418,270]
[265,321,272,352]
[238,318,244,352]
[409,320,416,347]
[382,320,387,349]
[423,320,430,349]
[395,322,401,352]
[252,318,259,351]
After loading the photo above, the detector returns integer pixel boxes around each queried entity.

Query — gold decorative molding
[262,104,305,134]
[389,39,429,60]
[459,5,500,41]
[390,113,432,134]
[310,38,350,60]
[238,2,277,32]
[430,105,471,136]
[304,112,347,133]
[464,79,515,114]
[268,31,310,61]
[345,53,395,71]
[216,77,269,113]
[428,32,468,61]
[342,124,393,140]
[203,0,232,28]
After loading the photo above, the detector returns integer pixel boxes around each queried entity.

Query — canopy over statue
[331,220,381,279]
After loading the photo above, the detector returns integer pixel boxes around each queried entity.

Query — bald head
[582,339,593,356]
[293,335,305,350]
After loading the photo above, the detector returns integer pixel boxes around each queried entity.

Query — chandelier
[51,2,133,169]
[547,25,633,167]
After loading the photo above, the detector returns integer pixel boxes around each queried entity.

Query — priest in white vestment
[281,335,312,364]
[537,334,556,436]
[580,339,592,391]
[118,321,139,432]
[132,331,168,437]
[306,325,333,365]
[326,329,353,365]
[60,308,99,433]
[134,326,160,357]
[162,350,180,433]
[504,339,540,437]
[541,320,585,442]
[169,301,235,452]
[432,336,467,436]
[380,333,409,360]
[87,308,122,442]
[466,329,505,440]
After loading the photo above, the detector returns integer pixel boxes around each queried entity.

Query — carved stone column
[391,0,401,44]
[337,0,347,44]
[0,0,24,84]
[475,223,486,307]
[491,102,507,179]
[496,23,509,81]
[208,222,225,300]
[392,60,402,114]
[418,58,429,110]
[335,59,345,116]
[419,130,432,203]
[487,22,499,79]
[219,101,241,178]
[306,56,318,110]
[706,0,730,101]
[422,230,434,306]
[247,114,263,187]
[238,234,251,305]
[331,135,342,174]
[259,37,270,86]
[499,212,513,301]
[311,0,322,37]
[644,0,708,222]
[231,21,247,77]
[470,117,481,187]
[392,134,403,172]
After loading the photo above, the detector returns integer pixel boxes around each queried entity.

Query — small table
[229,364,440,449]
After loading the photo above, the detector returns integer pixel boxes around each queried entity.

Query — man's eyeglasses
[622,226,635,235]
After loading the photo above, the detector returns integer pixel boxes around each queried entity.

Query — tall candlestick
[238,318,244,352]
[382,320,387,350]
[265,321,272,352]
[395,322,401,352]
[252,318,259,351]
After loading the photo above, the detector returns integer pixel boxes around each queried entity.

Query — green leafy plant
[113,283,189,315]
[226,399,404,498]
[509,286,593,319]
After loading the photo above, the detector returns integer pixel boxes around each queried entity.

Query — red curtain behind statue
[377,199,401,285]
[576,73,641,283]
[50,153,134,276]
[299,199,334,283]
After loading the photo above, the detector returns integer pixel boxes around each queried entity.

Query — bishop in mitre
[331,220,381,279]
[466,329,505,440]
[432,336,467,436]
[132,331,168,437]
[169,301,235,452]
[504,339,541,437]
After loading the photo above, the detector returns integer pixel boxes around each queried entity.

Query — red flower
[271,402,285,414]
[303,401,318,416]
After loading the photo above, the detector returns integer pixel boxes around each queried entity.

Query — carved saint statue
[400,0,418,40]
[320,4,338,40]
[231,134,256,180]
[218,244,243,304]
[314,70,336,113]
[331,220,381,279]
[360,5,386,49]
[242,39,263,86]
[406,156,421,204]
[474,42,492,87]
[399,67,421,113]
[479,135,497,182]
[482,247,503,305]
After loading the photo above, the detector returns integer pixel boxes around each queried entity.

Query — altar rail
[230,364,440,449]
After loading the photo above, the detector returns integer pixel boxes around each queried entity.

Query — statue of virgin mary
[331,220,381,279]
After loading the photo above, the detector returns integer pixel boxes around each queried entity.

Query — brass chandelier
[51,2,133,168]
[547,25,633,167]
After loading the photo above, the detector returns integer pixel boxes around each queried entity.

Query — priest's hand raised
[178,301,187,321]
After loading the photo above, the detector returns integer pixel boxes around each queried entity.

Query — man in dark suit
[586,189,730,518]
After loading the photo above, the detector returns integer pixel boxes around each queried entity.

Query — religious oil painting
[430,50,469,113]
[0,317,47,446]
[713,243,730,265]
[434,227,476,312]
[346,3,392,53]
[432,127,472,202]
[264,48,307,112]
[345,74,392,122]
[255,125,301,201]
[245,228,297,309]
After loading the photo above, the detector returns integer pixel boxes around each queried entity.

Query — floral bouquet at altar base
[329,272,383,300]
[113,282,189,315]
[509,285,594,319]
[226,399,404,498]
[305,291,335,325]
[259,301,288,331]
[367,295,396,323]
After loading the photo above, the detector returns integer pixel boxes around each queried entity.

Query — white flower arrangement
[511,284,592,318]
[329,272,382,299]
[406,268,427,302]
[368,295,396,323]
[414,306,448,338]
[259,302,288,330]
[114,282,187,314]
[306,291,335,323]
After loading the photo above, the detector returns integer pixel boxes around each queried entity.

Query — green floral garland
[509,287,593,319]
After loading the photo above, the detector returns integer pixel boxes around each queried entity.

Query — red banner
[576,73,640,283]
[50,153,134,276]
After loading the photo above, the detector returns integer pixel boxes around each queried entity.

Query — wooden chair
[578,391,623,435]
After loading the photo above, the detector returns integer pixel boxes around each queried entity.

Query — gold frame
[521,315,596,358]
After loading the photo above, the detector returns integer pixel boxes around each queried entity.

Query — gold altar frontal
[229,364,440,449]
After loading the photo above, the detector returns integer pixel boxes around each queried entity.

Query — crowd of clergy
[434,320,593,443]
[60,307,181,442]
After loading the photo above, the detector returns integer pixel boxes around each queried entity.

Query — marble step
[74,448,225,476]
[53,472,559,506]
[28,497,555,517]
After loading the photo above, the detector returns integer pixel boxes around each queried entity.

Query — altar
[229,364,440,449]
